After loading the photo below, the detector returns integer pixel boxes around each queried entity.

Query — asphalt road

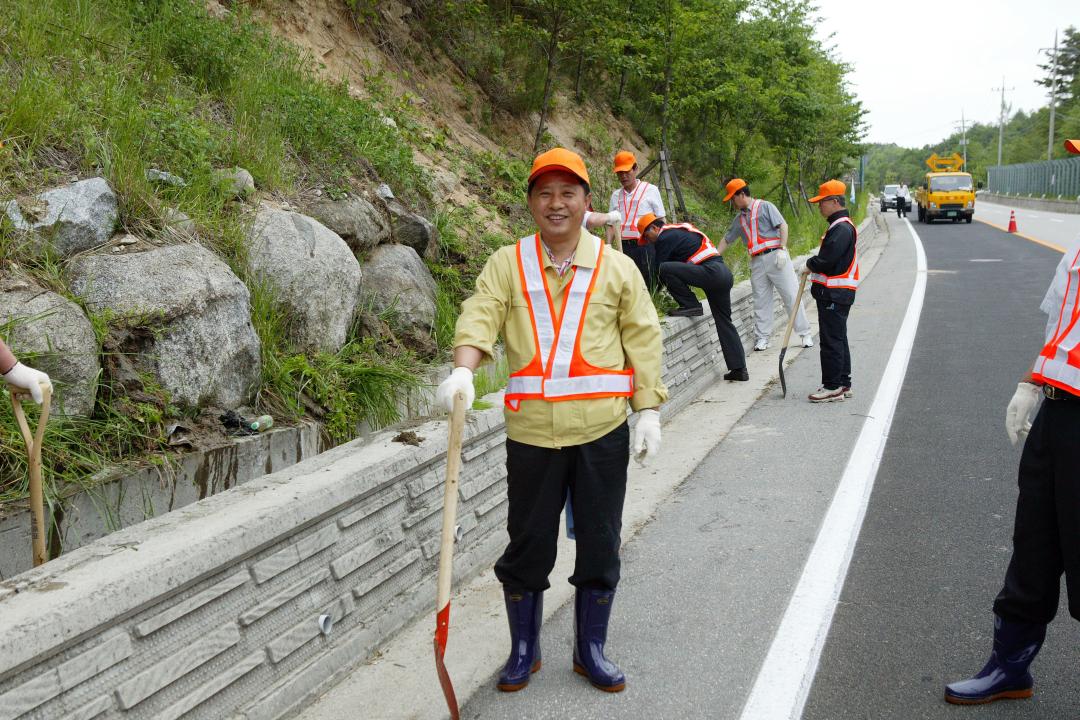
[975,199,1080,254]
[461,215,922,719]
[803,214,1079,718]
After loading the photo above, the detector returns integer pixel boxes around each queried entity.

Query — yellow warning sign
[925,153,965,172]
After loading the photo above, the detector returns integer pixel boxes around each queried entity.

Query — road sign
[926,153,965,172]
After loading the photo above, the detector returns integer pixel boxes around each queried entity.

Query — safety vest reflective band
[809,216,860,290]
[1032,248,1080,396]
[660,223,721,264]
[739,199,783,256]
[618,181,651,240]
[504,234,635,411]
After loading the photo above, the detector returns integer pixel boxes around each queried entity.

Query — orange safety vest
[618,181,653,241]
[809,216,860,290]
[660,223,721,264]
[504,234,636,411]
[1032,247,1080,396]
[739,199,784,256]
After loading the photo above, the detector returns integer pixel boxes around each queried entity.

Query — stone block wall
[0,218,878,720]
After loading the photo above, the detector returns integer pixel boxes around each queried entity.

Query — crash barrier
[978,191,1080,215]
[0,217,879,720]
[987,156,1080,201]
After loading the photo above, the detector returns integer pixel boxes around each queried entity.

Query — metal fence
[987,157,1080,199]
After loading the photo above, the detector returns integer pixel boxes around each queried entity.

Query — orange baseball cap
[1066,139,1080,154]
[613,151,636,173]
[722,178,747,202]
[809,179,847,203]
[636,213,660,238]
[528,147,590,187]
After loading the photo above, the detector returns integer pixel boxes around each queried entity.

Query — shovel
[8,382,52,567]
[778,273,809,398]
[434,390,466,720]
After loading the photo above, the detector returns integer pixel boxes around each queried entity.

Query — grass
[0,0,442,500]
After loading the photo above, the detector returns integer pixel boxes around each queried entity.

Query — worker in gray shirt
[718,179,813,351]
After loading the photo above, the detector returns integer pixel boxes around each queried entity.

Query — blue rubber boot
[496,590,542,691]
[945,616,1046,705]
[573,588,626,692]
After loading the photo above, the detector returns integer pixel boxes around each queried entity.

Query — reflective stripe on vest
[660,223,721,264]
[618,181,651,240]
[1032,247,1080,396]
[504,234,635,410]
[809,216,860,290]
[739,199,783,256]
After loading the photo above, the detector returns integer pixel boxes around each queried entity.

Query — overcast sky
[811,0,1073,148]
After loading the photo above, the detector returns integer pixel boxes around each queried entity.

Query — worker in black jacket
[801,180,859,403]
[638,213,748,381]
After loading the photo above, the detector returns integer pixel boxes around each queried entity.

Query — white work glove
[774,248,790,269]
[631,408,661,466]
[3,362,52,405]
[605,210,622,227]
[435,367,475,413]
[1005,382,1040,446]
[793,259,808,277]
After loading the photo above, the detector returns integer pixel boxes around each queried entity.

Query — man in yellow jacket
[435,148,667,694]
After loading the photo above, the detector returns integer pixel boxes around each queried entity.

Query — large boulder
[386,200,437,257]
[67,244,261,408]
[307,195,391,254]
[246,208,362,352]
[2,178,118,256]
[0,278,99,416]
[361,244,438,332]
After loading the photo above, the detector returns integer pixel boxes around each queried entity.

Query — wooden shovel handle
[435,391,467,612]
[781,272,809,350]
[8,383,51,567]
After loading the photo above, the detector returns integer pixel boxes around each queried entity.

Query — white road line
[737,219,928,720]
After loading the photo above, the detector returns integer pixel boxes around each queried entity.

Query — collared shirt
[1041,248,1080,344]
[454,227,668,448]
[609,182,665,241]
[724,198,785,246]
[541,241,575,276]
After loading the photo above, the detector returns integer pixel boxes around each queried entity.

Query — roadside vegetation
[1,0,867,504]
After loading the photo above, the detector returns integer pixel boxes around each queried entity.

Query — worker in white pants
[719,179,812,351]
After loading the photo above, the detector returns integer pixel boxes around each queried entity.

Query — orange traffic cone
[1007,210,1017,233]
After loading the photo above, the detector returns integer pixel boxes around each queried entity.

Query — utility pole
[992,78,1014,166]
[1046,30,1059,161]
[954,109,968,168]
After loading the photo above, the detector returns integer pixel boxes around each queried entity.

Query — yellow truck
[915,153,975,224]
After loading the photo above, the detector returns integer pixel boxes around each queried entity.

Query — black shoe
[668,306,703,318]
[724,368,749,381]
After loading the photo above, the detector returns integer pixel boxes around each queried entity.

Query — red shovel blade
[434,603,460,720]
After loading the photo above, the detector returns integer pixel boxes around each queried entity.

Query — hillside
[0,0,864,505]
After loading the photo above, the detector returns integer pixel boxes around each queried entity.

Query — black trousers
[816,297,852,389]
[495,422,629,592]
[896,197,907,217]
[624,242,657,291]
[994,397,1080,624]
[659,258,747,371]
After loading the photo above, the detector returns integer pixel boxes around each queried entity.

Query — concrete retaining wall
[979,191,1080,215]
[0,217,879,720]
